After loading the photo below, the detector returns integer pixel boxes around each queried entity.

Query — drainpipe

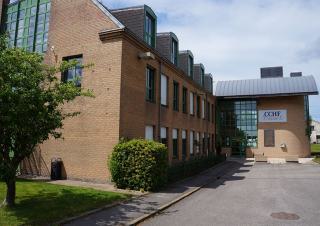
[158,60,162,142]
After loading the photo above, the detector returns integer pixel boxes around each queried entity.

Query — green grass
[313,157,320,164]
[311,144,320,154]
[0,179,129,226]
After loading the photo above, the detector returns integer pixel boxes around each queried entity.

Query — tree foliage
[0,35,93,206]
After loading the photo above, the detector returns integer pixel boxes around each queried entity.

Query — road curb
[127,161,229,226]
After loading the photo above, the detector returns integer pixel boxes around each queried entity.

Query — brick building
[0,1,318,182]
[0,0,215,182]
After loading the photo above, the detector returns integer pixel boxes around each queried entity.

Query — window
[219,100,258,148]
[196,96,201,118]
[145,126,154,140]
[311,126,315,131]
[144,12,155,47]
[161,127,167,146]
[182,87,188,114]
[189,92,194,115]
[264,129,275,147]
[207,133,210,153]
[4,0,51,52]
[62,55,83,87]
[146,67,155,102]
[196,132,200,153]
[171,39,178,65]
[182,130,187,159]
[172,129,178,159]
[201,67,205,87]
[161,74,168,106]
[188,56,193,78]
[173,81,179,111]
[202,133,205,153]
[202,99,205,119]
[190,131,194,155]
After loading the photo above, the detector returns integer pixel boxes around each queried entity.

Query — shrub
[168,153,225,183]
[109,139,168,191]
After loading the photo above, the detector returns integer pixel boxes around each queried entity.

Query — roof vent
[260,66,283,79]
[290,72,302,77]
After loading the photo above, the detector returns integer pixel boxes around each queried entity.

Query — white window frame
[190,92,194,115]
[161,127,167,139]
[161,74,168,106]
[145,125,154,140]
[202,99,205,119]
[190,131,194,155]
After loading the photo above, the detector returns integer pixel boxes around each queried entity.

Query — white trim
[91,0,125,29]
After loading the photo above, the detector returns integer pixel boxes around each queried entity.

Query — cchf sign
[259,110,287,123]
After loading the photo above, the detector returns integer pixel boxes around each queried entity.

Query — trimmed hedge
[168,153,225,183]
[109,139,168,191]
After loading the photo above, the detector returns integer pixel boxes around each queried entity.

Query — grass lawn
[314,157,320,164]
[311,144,320,154]
[0,179,129,226]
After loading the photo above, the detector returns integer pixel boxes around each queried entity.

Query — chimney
[260,66,283,79]
[290,72,302,77]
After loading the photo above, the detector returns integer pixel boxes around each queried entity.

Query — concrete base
[298,158,315,164]
[267,158,286,164]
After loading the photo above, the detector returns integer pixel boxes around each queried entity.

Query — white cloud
[103,0,320,120]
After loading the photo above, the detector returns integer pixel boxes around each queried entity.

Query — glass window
[161,74,168,106]
[196,96,200,118]
[196,132,200,153]
[173,81,179,111]
[62,55,83,87]
[182,130,187,159]
[171,39,178,65]
[182,87,188,114]
[4,0,51,53]
[188,56,193,78]
[145,126,154,140]
[218,99,258,148]
[202,99,205,119]
[161,127,167,146]
[264,129,275,147]
[172,129,178,159]
[146,67,155,102]
[144,12,155,47]
[189,92,194,115]
[190,131,194,155]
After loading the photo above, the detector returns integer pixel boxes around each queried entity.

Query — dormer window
[201,67,205,86]
[171,39,178,66]
[188,56,194,78]
[144,12,155,47]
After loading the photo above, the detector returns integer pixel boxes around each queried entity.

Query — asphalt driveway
[142,161,320,226]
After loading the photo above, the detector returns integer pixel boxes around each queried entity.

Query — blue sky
[103,0,320,121]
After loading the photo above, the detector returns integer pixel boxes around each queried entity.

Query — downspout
[158,60,162,142]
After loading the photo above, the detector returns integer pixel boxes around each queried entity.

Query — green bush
[168,153,225,183]
[109,139,168,191]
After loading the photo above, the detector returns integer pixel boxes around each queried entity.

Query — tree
[0,35,93,207]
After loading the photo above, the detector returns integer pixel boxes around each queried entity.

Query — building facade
[1,1,318,182]
[311,120,320,144]
[215,69,318,160]
[1,0,215,182]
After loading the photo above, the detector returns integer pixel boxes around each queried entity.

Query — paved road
[142,162,320,226]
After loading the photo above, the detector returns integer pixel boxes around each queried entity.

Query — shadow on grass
[0,180,128,226]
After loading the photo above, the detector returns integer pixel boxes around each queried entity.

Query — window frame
[62,54,83,87]
[146,66,155,103]
[160,74,168,106]
[172,128,179,159]
[182,87,188,114]
[144,11,156,47]
[173,81,179,111]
